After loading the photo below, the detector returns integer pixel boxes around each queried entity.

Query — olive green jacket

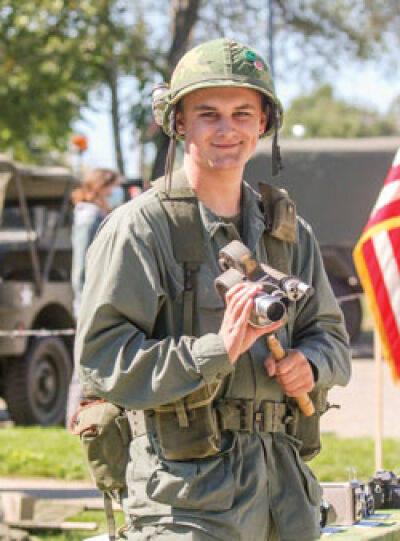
[75,175,351,541]
[75,179,350,408]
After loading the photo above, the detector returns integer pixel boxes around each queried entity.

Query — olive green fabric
[287,388,329,461]
[75,171,351,541]
[152,38,283,139]
[71,400,131,493]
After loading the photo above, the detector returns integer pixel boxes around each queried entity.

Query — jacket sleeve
[290,218,351,389]
[74,206,233,410]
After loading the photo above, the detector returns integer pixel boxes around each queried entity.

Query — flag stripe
[361,237,400,377]
[371,231,400,346]
[384,163,400,184]
[370,179,400,216]
[388,227,400,277]
[394,149,400,167]
[353,147,400,381]
[366,199,400,230]
[358,216,400,247]
[353,238,396,379]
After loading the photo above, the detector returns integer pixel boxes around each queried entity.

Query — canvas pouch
[70,399,131,492]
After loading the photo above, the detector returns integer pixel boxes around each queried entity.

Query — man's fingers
[226,284,262,319]
[275,351,308,375]
[281,377,314,396]
[225,283,262,304]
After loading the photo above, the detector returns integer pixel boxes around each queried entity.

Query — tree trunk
[108,64,125,175]
[151,0,201,180]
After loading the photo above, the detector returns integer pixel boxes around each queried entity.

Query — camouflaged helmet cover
[153,38,283,139]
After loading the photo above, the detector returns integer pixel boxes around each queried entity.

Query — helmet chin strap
[272,107,283,177]
[164,107,177,195]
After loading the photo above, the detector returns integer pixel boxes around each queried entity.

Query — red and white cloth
[353,148,400,381]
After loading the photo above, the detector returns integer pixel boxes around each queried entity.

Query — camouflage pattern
[152,38,283,139]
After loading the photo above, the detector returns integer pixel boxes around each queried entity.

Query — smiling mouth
[212,142,241,149]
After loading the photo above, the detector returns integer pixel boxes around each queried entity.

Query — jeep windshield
[0,158,78,288]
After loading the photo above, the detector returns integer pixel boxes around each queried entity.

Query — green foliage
[312,435,400,481]
[0,0,148,164]
[2,1,399,169]
[282,84,398,137]
[0,427,89,480]
[0,1,88,162]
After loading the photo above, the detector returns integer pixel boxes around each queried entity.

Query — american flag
[353,148,400,381]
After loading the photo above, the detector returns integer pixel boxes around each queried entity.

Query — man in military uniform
[75,38,351,540]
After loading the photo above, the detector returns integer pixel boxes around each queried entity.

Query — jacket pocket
[147,453,235,511]
[289,437,322,506]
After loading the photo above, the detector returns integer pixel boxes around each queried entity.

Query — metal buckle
[254,410,265,433]
[239,400,254,433]
[257,401,288,433]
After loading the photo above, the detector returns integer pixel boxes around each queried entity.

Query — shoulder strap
[258,182,297,275]
[153,169,205,428]
[152,169,204,268]
[153,169,204,336]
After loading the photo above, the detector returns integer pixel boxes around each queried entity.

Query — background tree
[1,1,399,171]
[0,0,148,171]
[0,1,91,163]
[282,84,398,138]
[144,0,400,179]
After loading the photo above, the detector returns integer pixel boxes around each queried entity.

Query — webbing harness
[153,169,205,428]
[152,169,297,434]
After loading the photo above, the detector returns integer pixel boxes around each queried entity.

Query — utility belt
[215,398,291,435]
[139,387,296,461]
[136,385,327,462]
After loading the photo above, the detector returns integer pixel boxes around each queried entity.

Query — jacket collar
[154,168,267,253]
[199,181,266,253]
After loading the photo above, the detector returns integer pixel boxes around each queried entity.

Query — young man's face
[175,86,268,173]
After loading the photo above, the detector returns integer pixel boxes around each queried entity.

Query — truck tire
[5,337,72,426]
[330,278,362,343]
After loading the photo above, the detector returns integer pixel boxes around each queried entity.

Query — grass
[0,427,89,480]
[1,427,400,539]
[2,428,400,483]
[312,434,400,481]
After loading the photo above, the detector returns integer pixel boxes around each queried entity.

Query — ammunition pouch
[287,388,329,461]
[70,399,132,493]
[152,383,222,460]
[152,391,293,460]
[70,400,146,540]
[151,386,330,462]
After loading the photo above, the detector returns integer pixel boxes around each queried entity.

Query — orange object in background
[71,134,88,153]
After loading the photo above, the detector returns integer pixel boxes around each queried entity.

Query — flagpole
[374,327,383,471]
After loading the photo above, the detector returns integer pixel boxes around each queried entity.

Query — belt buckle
[254,409,265,433]
[259,401,287,433]
[239,400,254,433]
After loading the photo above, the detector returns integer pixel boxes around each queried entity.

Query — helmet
[152,38,283,140]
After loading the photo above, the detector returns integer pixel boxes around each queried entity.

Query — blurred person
[71,168,123,316]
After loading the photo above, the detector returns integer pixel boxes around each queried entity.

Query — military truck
[245,136,400,342]
[0,157,78,425]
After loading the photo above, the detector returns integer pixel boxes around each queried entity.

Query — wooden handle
[267,334,315,417]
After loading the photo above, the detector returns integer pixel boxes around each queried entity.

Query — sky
[73,61,400,180]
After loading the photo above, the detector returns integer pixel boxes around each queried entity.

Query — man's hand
[265,349,315,396]
[219,283,282,365]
